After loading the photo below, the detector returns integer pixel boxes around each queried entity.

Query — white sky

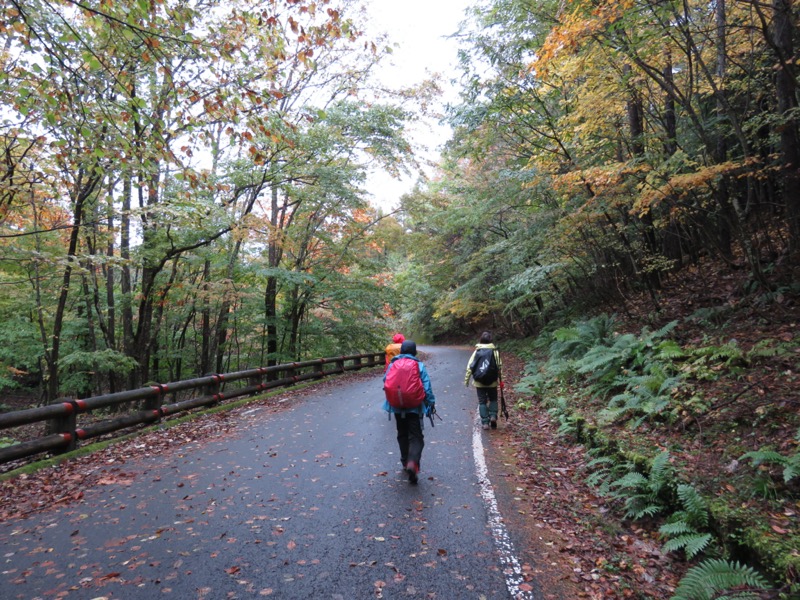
[362,0,474,211]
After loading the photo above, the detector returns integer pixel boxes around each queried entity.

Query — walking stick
[499,377,509,421]
[427,404,442,427]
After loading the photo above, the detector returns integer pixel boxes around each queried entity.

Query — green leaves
[671,559,769,600]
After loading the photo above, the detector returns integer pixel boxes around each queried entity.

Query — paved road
[0,346,536,599]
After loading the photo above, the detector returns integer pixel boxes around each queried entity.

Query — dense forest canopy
[394,0,800,340]
[0,0,418,401]
[1,0,798,404]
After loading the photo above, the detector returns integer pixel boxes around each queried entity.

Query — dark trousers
[394,412,424,469]
[476,387,498,423]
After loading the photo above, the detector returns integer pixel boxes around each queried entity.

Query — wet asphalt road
[0,346,528,599]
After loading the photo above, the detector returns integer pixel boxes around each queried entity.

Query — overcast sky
[362,0,474,210]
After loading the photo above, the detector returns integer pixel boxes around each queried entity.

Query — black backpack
[470,348,499,385]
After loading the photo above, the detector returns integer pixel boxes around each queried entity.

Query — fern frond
[671,559,769,600]
[676,484,709,527]
[683,533,713,559]
[653,320,679,340]
[656,339,684,360]
[624,501,662,519]
[664,531,713,558]
[783,461,799,483]
[610,471,648,489]
[740,449,788,467]
[587,456,614,468]
[662,533,696,553]
[586,471,610,487]
[650,451,672,479]
[659,521,694,536]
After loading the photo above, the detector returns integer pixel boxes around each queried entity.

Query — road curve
[0,346,537,599]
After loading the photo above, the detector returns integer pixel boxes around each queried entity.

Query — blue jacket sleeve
[418,363,435,406]
[382,362,391,413]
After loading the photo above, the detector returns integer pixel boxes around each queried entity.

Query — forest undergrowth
[486,256,800,599]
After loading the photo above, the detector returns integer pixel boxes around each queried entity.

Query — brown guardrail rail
[0,352,382,466]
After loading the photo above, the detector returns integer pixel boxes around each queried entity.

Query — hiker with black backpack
[383,340,436,484]
[464,331,503,430]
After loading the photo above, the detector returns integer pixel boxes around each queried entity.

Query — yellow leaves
[552,162,646,204]
[633,158,763,216]
[533,0,636,74]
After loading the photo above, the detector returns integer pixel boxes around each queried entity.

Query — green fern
[740,443,800,484]
[650,450,672,481]
[655,339,685,360]
[585,451,631,495]
[680,340,751,381]
[675,484,709,527]
[606,451,674,520]
[660,484,713,559]
[550,314,617,359]
[662,533,713,558]
[671,558,769,600]
[687,305,732,328]
[746,338,795,362]
[598,370,682,426]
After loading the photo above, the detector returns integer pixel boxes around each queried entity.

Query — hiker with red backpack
[383,340,436,484]
[465,331,503,430]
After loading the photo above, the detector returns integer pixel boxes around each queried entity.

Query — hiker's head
[392,333,405,343]
[400,340,417,356]
[479,331,493,344]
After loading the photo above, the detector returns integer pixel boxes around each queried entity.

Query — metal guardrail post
[48,398,78,454]
[206,374,223,404]
[144,384,166,414]
[248,369,261,391]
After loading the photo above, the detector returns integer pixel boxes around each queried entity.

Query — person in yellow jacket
[464,331,503,430]
[385,333,405,370]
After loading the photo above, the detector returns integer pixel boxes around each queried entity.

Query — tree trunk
[663,52,677,157]
[120,175,135,389]
[46,170,100,402]
[773,0,800,259]
[713,0,734,260]
[200,259,212,374]
[105,181,118,394]
[215,240,242,373]
[624,65,660,298]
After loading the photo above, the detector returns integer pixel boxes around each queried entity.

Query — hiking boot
[490,418,497,429]
[482,422,490,430]
[406,461,419,484]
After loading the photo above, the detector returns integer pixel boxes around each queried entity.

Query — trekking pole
[427,404,442,427]
[499,377,509,421]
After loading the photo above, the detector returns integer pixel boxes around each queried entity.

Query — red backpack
[384,357,426,409]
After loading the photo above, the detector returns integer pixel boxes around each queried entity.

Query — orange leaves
[533,0,636,74]
[552,162,646,209]
[633,157,763,217]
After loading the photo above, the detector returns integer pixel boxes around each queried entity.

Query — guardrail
[0,352,383,466]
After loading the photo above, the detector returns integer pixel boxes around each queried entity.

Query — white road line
[473,413,535,599]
